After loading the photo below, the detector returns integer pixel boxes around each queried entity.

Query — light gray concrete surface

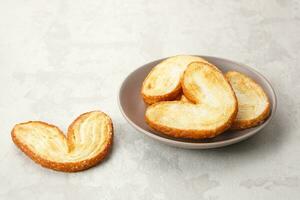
[0,0,299,199]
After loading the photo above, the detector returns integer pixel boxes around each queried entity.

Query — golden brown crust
[180,94,190,102]
[11,111,113,172]
[145,62,238,139]
[225,71,271,130]
[142,86,182,105]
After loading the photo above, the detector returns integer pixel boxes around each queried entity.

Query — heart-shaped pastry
[141,55,209,104]
[145,62,238,139]
[11,111,113,172]
[225,71,270,130]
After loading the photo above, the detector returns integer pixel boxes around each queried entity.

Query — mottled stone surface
[0,0,299,199]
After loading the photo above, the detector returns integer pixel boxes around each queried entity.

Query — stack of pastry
[141,55,270,139]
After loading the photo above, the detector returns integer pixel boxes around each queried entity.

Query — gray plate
[118,56,277,149]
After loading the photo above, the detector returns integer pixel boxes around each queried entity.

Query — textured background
[0,0,299,199]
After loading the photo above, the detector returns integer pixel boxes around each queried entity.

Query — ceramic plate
[118,56,277,149]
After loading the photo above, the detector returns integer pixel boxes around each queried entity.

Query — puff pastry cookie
[141,55,209,104]
[225,71,270,130]
[11,111,113,172]
[145,62,238,139]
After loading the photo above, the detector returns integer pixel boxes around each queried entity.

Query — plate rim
[118,55,277,149]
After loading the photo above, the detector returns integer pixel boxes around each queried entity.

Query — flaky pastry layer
[225,71,270,130]
[11,111,113,172]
